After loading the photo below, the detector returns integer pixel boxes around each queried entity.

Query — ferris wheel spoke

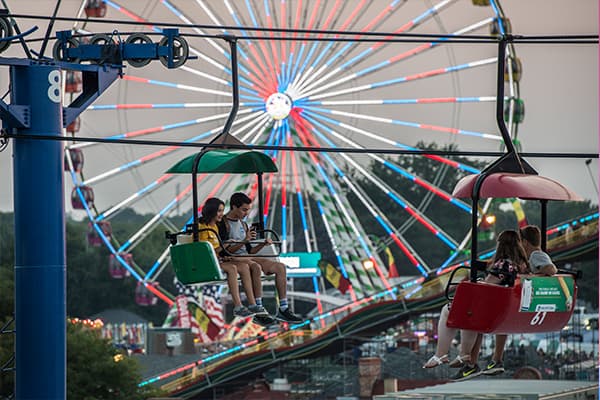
[303,156,386,294]
[108,0,258,89]
[120,74,263,100]
[302,96,497,107]
[287,0,345,93]
[293,117,393,292]
[299,108,480,174]
[237,112,271,143]
[240,0,281,90]
[295,0,450,97]
[299,152,362,298]
[287,131,313,252]
[156,1,225,65]
[195,0,276,94]
[145,246,172,282]
[298,16,494,99]
[279,137,289,252]
[74,108,256,150]
[291,0,400,96]
[263,0,282,80]
[285,0,329,90]
[117,179,202,253]
[290,0,367,93]
[297,116,431,276]
[80,110,262,185]
[225,0,278,92]
[302,105,501,141]
[243,114,273,144]
[89,101,264,111]
[95,174,175,222]
[293,131,365,296]
[305,113,460,248]
[302,111,471,214]
[302,57,497,101]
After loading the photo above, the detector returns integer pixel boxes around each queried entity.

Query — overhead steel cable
[7,13,598,43]
[5,132,595,159]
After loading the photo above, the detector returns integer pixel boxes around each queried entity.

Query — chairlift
[444,38,582,334]
[165,144,280,285]
[164,38,281,285]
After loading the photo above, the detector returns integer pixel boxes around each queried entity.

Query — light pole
[584,159,598,194]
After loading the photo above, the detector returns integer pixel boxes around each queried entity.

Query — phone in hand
[251,222,261,231]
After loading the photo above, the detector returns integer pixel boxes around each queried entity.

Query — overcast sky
[0,0,597,216]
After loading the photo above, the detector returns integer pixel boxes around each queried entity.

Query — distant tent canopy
[167,150,278,174]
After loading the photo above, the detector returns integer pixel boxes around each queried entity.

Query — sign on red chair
[446,275,576,334]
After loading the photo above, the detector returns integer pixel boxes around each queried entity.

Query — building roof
[91,308,148,324]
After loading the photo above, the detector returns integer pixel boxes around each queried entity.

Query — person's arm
[248,237,272,254]
[224,240,246,254]
[537,263,558,276]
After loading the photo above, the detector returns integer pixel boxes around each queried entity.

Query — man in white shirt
[520,225,558,276]
[220,192,303,323]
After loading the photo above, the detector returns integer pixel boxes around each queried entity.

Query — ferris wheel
[60,0,522,307]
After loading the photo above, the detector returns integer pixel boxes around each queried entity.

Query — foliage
[67,322,163,400]
[65,216,173,325]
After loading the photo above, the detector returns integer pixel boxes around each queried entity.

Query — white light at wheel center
[265,92,293,120]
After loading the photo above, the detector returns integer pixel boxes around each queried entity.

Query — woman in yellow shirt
[198,197,258,318]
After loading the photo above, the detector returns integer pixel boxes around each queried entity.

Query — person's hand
[264,237,273,245]
[565,296,573,311]
[245,226,257,241]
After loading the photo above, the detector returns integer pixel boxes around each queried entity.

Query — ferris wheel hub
[265,92,293,120]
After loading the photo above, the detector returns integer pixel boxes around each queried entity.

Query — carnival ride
[0,1,597,399]
[54,0,527,312]
[139,212,597,397]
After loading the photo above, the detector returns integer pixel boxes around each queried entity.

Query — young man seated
[218,192,303,323]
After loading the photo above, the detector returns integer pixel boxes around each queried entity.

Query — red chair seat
[446,275,576,334]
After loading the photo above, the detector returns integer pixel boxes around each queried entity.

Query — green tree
[67,322,163,399]
[65,215,173,325]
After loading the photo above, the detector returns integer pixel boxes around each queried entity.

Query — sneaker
[452,363,481,381]
[248,304,269,315]
[252,313,277,327]
[275,307,303,323]
[482,360,505,376]
[233,306,253,318]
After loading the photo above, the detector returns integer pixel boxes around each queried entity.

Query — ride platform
[374,379,599,399]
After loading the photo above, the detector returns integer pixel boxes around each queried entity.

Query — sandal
[422,354,449,369]
[449,354,471,368]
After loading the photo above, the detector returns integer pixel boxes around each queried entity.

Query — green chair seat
[170,241,224,284]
